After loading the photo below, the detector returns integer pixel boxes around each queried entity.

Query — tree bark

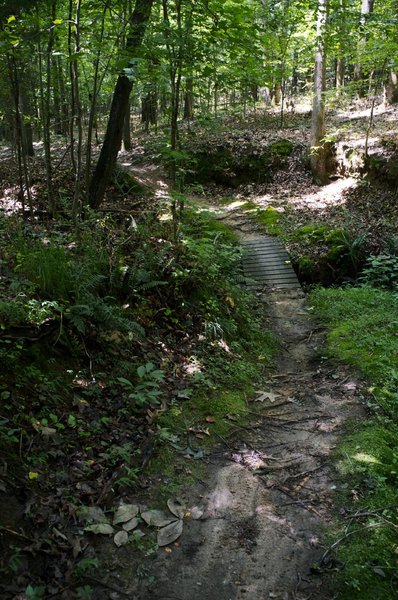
[123,101,132,149]
[385,71,398,104]
[310,0,329,185]
[183,76,194,120]
[336,58,345,89]
[354,0,374,96]
[20,89,34,156]
[88,0,154,209]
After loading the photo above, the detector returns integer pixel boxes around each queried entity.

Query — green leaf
[137,365,146,378]
[7,15,16,24]
[117,377,133,387]
[53,18,63,25]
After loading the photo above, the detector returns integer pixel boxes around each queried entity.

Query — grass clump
[309,285,398,599]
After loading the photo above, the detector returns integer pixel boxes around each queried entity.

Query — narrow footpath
[128,208,364,600]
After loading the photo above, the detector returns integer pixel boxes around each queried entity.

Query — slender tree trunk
[335,0,346,91]
[354,0,374,96]
[8,53,33,217]
[336,58,345,88]
[52,57,63,134]
[89,0,154,209]
[38,13,54,214]
[85,0,109,191]
[310,0,329,185]
[57,56,69,136]
[68,1,76,172]
[20,89,34,156]
[71,0,83,220]
[274,81,282,105]
[183,76,194,120]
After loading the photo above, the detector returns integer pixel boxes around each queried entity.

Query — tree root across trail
[106,207,361,600]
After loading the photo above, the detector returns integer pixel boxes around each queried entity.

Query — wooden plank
[241,234,301,291]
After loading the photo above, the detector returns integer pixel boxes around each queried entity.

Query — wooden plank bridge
[241,236,301,290]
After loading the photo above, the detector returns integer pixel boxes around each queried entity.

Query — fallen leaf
[205,416,216,423]
[85,523,114,535]
[28,471,39,480]
[78,506,107,524]
[157,519,183,547]
[114,530,129,547]
[130,529,145,540]
[141,509,177,527]
[167,499,185,519]
[113,504,139,525]
[254,390,280,403]
[40,426,57,437]
[122,517,139,532]
[190,506,204,520]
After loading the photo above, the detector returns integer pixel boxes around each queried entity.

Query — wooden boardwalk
[241,236,301,290]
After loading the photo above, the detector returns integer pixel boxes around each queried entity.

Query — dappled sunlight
[288,176,358,210]
[353,451,381,465]
[0,188,23,214]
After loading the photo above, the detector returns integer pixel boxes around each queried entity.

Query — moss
[290,223,332,242]
[324,228,347,262]
[310,285,398,598]
[240,200,258,211]
[296,255,315,275]
[254,206,283,235]
[269,139,294,156]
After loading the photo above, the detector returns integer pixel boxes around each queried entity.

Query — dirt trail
[120,205,363,600]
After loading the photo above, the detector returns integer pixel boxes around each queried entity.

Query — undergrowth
[309,285,398,600]
[0,206,276,597]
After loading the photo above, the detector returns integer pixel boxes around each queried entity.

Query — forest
[0,0,398,598]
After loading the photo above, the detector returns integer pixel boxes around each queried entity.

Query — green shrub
[360,254,398,290]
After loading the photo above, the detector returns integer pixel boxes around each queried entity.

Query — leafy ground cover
[309,285,398,599]
[0,198,276,598]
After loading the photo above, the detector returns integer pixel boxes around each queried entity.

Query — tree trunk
[385,71,398,104]
[354,0,374,96]
[274,81,282,105]
[310,0,330,185]
[88,0,154,209]
[334,0,346,91]
[57,56,69,136]
[336,58,345,89]
[20,90,34,156]
[183,77,194,120]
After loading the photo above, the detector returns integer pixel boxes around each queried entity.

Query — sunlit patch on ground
[290,177,358,210]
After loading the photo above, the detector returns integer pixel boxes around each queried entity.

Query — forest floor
[1,99,397,599]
